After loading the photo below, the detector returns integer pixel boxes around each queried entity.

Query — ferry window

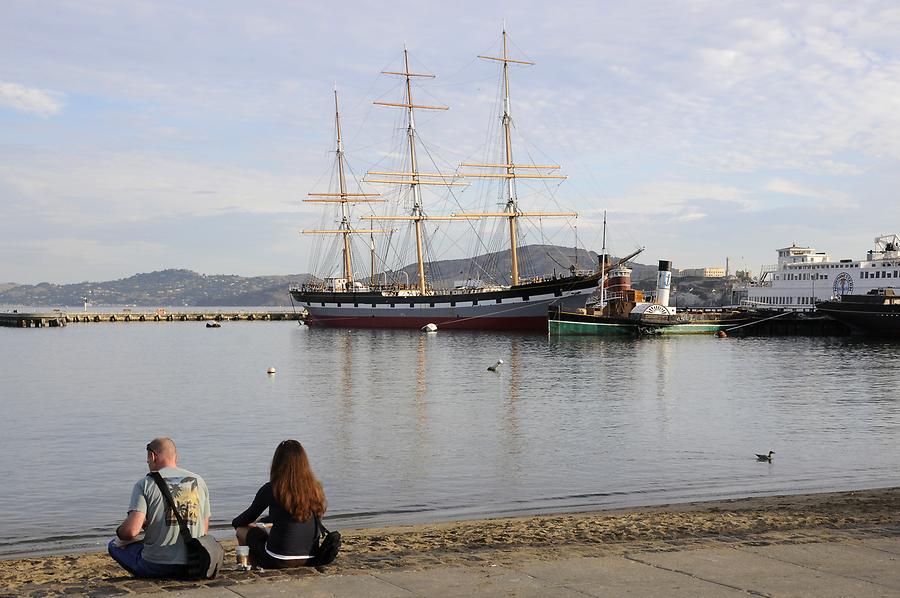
[409,303,415,308]
[450,301,456,307]
[320,302,326,307]
[371,303,376,308]
[495,298,502,304]
[523,296,530,301]
[337,303,342,307]
[554,290,562,297]
[354,303,359,307]
[429,302,435,307]
[473,300,479,305]
[390,303,395,308]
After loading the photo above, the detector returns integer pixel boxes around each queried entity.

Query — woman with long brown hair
[232,440,326,568]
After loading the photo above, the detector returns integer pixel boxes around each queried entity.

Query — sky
[2,1,900,284]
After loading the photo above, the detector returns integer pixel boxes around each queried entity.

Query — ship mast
[457,29,574,286]
[362,48,470,295]
[404,50,427,294]
[334,89,352,285]
[599,210,607,307]
[303,88,386,291]
[500,30,520,284]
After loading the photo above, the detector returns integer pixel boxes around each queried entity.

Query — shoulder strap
[149,472,195,544]
[314,513,330,536]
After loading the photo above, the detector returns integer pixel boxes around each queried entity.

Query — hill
[0,244,667,307]
[0,270,313,307]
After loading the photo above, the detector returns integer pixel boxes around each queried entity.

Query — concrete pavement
[142,529,900,597]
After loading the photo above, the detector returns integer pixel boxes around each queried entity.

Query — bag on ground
[185,534,225,580]
[309,515,341,566]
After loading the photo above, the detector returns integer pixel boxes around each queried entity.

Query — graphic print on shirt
[164,476,201,526]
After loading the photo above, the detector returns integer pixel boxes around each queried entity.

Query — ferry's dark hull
[816,299,900,336]
[291,273,600,332]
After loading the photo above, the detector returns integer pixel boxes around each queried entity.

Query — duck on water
[756,451,775,462]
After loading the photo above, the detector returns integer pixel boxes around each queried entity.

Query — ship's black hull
[291,273,601,331]
[817,298,900,336]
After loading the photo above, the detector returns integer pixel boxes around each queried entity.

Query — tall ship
[290,31,601,331]
[738,234,900,310]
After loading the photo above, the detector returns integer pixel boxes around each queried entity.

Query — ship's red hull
[306,313,548,332]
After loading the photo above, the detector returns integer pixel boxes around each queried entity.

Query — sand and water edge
[2,487,899,596]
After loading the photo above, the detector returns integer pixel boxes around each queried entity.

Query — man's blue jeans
[107,539,188,578]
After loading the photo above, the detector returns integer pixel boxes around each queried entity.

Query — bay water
[2,320,899,558]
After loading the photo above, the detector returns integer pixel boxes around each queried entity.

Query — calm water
[2,321,899,558]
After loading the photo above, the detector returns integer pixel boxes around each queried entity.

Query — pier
[0,310,305,328]
[0,312,68,328]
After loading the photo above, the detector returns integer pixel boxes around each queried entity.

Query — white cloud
[0,150,315,226]
[763,178,857,209]
[602,181,756,216]
[0,81,64,117]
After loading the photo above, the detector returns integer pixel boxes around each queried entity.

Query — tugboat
[549,258,751,336]
[816,288,900,336]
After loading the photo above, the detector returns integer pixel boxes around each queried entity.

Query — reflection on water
[1,324,900,557]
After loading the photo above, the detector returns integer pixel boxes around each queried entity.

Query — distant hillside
[394,244,656,288]
[0,244,663,307]
[0,270,313,307]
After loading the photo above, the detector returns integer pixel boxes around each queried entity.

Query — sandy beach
[2,487,899,596]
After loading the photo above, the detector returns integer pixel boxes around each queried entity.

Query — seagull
[487,359,503,372]
[755,451,775,462]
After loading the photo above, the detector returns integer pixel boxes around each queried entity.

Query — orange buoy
[715,330,727,338]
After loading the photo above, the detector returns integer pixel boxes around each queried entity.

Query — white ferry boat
[741,234,900,310]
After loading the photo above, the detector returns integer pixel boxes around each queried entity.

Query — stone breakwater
[1,488,898,597]
[0,310,305,327]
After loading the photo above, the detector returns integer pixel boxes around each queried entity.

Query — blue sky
[2,1,899,284]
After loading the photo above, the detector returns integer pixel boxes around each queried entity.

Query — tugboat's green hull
[548,317,635,335]
[548,310,745,336]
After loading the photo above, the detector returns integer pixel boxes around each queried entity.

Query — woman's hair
[270,440,326,521]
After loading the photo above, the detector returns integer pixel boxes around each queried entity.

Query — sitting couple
[109,437,326,578]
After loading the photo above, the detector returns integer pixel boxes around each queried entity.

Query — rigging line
[724,310,791,332]
[432,295,567,328]
[506,32,537,67]
[429,52,482,87]
[412,130,459,176]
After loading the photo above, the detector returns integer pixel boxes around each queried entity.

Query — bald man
[108,437,211,578]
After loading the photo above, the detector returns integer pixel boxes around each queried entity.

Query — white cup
[236,545,250,570]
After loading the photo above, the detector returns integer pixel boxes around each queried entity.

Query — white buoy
[421,323,438,333]
[487,359,504,372]
[266,367,276,375]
